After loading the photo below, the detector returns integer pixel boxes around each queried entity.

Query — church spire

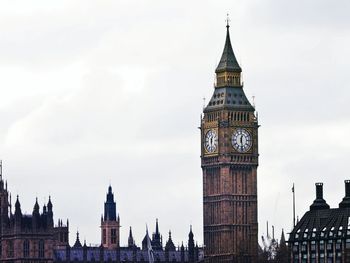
[215,22,241,74]
[215,21,242,88]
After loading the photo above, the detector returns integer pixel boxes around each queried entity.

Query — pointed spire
[104,185,116,221]
[47,196,53,211]
[73,231,82,248]
[189,225,194,239]
[33,197,40,214]
[215,21,241,73]
[280,229,286,245]
[15,195,21,215]
[128,226,135,247]
[0,159,2,180]
[165,230,175,251]
[129,226,133,238]
[155,218,159,234]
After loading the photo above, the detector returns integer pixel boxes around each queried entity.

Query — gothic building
[288,181,350,263]
[0,162,69,263]
[201,23,259,262]
[0,161,203,262]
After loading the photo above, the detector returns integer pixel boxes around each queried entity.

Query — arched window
[7,240,14,258]
[111,228,117,244]
[23,240,30,258]
[38,240,45,258]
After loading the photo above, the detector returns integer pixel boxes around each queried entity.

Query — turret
[142,230,148,251]
[151,218,162,250]
[101,185,120,249]
[14,195,22,226]
[73,231,82,248]
[0,160,3,190]
[104,185,116,221]
[188,226,195,262]
[47,196,54,227]
[165,231,176,251]
[0,160,9,232]
[32,198,40,228]
[180,242,185,263]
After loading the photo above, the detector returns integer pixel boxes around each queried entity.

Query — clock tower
[201,23,258,263]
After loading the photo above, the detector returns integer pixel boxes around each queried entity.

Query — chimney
[339,180,350,208]
[316,183,323,199]
[310,182,330,211]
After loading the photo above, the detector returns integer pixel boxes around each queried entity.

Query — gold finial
[226,13,230,28]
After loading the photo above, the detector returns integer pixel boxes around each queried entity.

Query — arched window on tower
[38,240,45,258]
[111,228,117,244]
[103,229,107,244]
[7,240,14,258]
[23,240,30,258]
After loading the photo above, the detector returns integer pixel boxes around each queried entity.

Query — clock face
[232,128,252,153]
[204,130,218,153]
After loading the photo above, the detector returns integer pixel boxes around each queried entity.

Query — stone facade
[0,169,69,263]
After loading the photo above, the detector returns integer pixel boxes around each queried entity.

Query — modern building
[200,23,259,262]
[288,181,350,263]
[0,161,203,262]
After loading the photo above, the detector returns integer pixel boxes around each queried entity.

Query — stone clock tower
[201,24,258,263]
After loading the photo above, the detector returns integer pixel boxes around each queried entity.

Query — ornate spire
[189,225,193,238]
[73,231,82,248]
[165,230,175,251]
[15,195,21,216]
[47,196,53,211]
[155,218,159,235]
[104,185,116,221]
[128,226,135,247]
[33,197,40,215]
[0,160,2,180]
[215,22,241,74]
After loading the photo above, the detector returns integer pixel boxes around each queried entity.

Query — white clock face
[204,130,218,153]
[232,128,252,153]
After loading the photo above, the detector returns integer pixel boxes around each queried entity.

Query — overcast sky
[1,0,350,248]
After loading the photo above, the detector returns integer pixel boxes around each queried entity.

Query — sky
[0,0,350,248]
